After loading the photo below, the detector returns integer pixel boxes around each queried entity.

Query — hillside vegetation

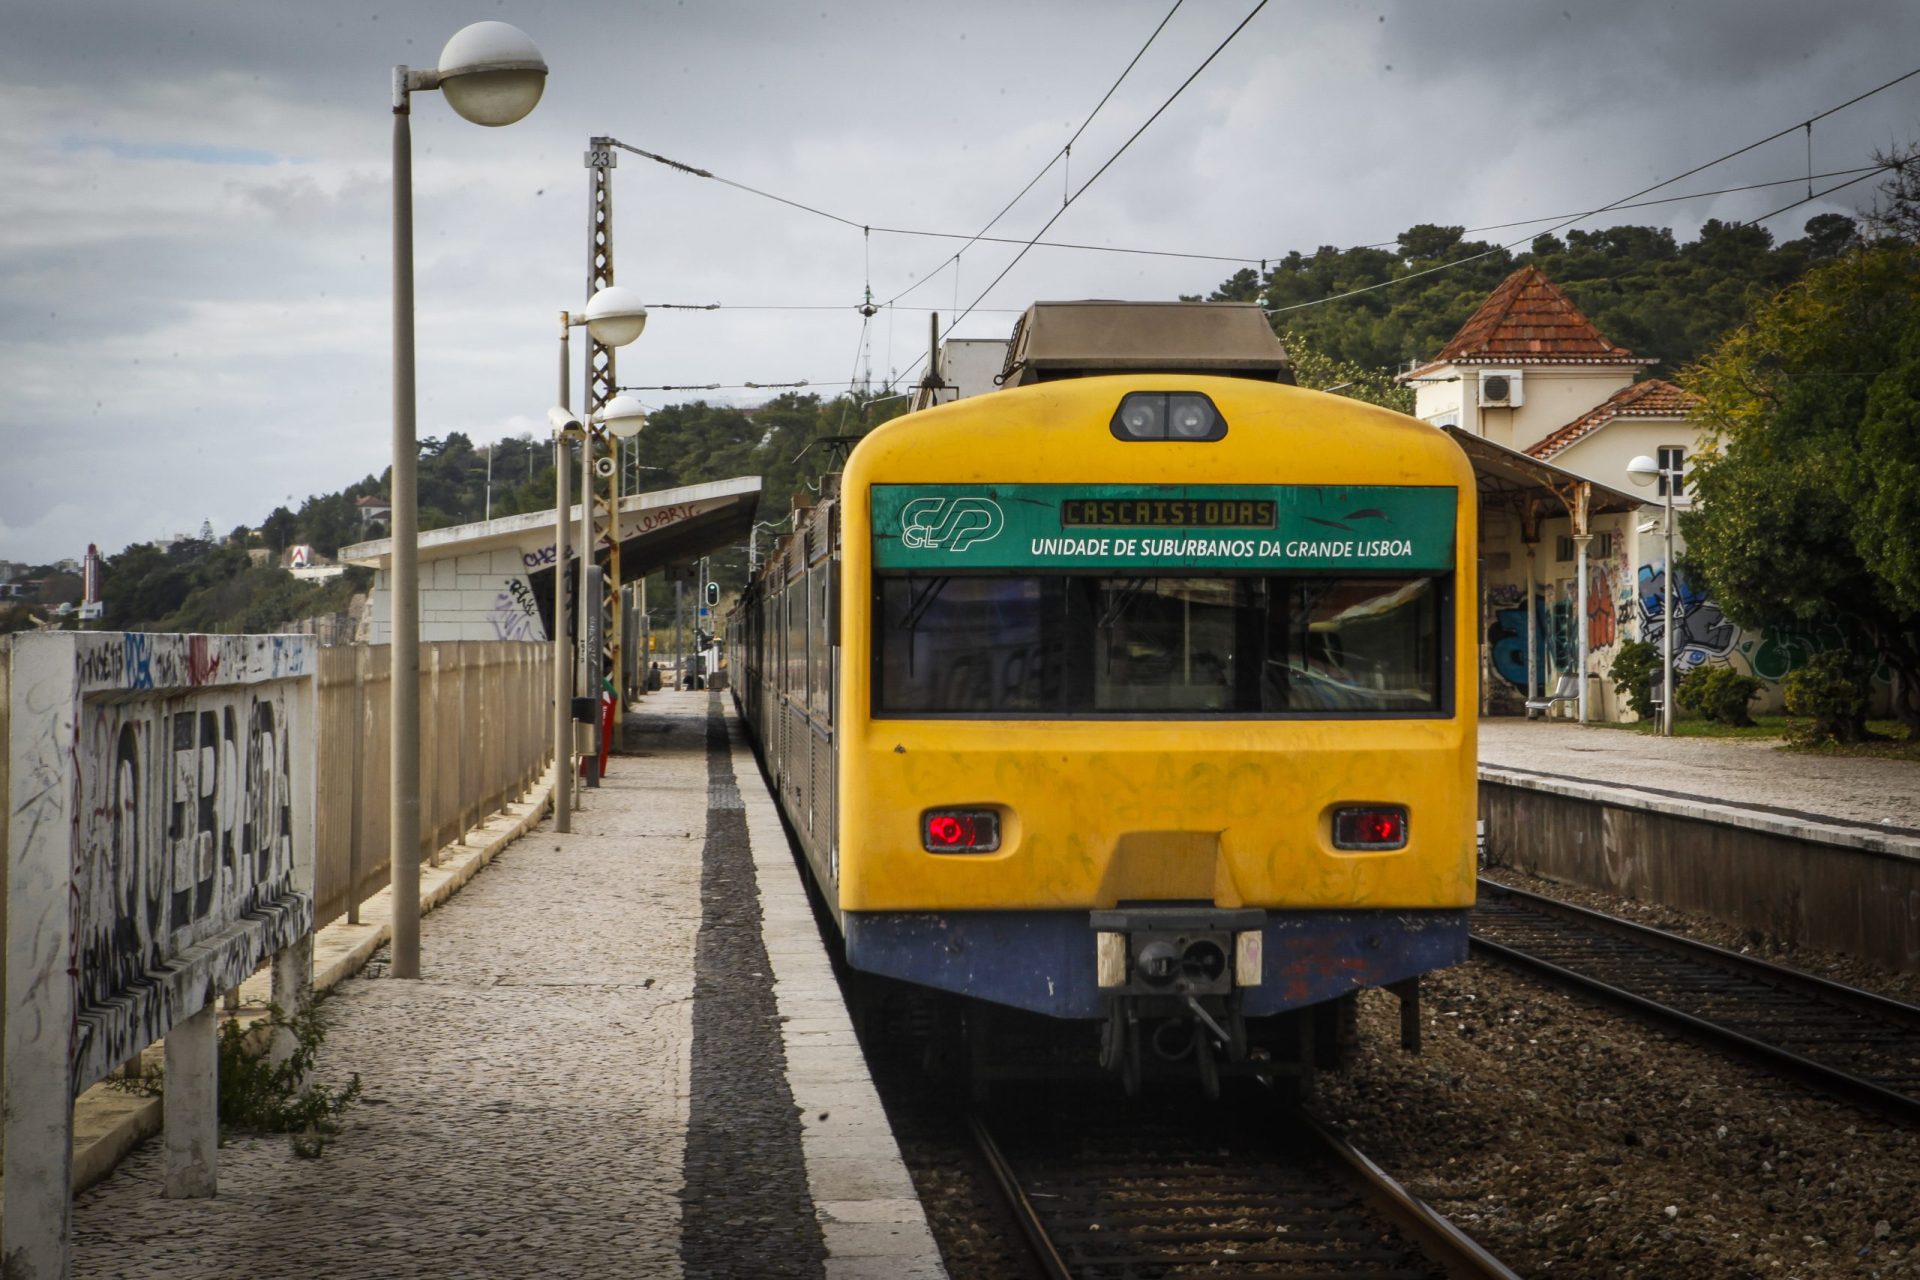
[61,213,1863,635]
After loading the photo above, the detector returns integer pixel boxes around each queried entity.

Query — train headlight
[1109,391,1226,442]
[1331,805,1409,851]
[922,808,1001,854]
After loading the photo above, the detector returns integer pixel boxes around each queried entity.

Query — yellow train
[731,301,1477,1092]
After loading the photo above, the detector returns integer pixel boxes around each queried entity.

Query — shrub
[1609,640,1663,720]
[1676,665,1764,726]
[1783,650,1871,743]
[111,999,361,1158]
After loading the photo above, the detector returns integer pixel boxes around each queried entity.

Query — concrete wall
[3,633,318,1270]
[1481,769,1920,972]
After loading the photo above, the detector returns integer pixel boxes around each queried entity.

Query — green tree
[1283,331,1413,413]
[261,506,297,554]
[1679,242,1920,731]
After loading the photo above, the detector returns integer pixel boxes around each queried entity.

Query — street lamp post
[391,21,545,979]
[1627,453,1676,736]
[552,291,647,810]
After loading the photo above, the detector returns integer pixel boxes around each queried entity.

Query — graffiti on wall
[1488,589,1550,690]
[71,682,307,1081]
[71,633,310,696]
[489,576,546,642]
[1586,563,1618,651]
[1630,563,1886,694]
[1636,564,1740,672]
[7,634,318,1089]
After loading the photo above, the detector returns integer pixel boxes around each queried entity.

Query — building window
[1658,446,1686,497]
[1555,532,1613,562]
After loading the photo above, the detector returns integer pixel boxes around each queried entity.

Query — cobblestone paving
[1479,717,1919,827]
[71,699,713,1279]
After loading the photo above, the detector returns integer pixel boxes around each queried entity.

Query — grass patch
[1582,713,1919,759]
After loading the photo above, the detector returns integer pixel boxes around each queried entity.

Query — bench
[1525,671,1580,717]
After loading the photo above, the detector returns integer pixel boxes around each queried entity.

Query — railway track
[970,1100,1518,1279]
[1472,877,1920,1122]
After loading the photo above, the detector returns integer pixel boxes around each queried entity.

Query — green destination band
[872,483,1457,571]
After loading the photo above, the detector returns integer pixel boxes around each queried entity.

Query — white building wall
[367,546,547,645]
[1551,418,1699,496]
[1415,364,1636,451]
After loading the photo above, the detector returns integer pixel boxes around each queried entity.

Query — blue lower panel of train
[843,908,1470,1018]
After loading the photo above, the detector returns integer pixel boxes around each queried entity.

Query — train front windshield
[875,574,1446,717]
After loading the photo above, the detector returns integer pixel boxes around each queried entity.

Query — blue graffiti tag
[123,633,154,690]
[1637,564,1738,671]
[1489,598,1550,689]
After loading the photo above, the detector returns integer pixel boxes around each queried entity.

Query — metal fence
[314,642,552,927]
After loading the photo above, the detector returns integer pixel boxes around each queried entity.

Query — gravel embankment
[882,869,1920,1279]
[1319,869,1920,1279]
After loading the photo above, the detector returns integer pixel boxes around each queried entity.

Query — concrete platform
[67,692,945,1280]
[1479,717,1919,832]
[1478,717,1920,972]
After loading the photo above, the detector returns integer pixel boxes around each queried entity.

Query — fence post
[348,650,366,925]
[162,1004,218,1198]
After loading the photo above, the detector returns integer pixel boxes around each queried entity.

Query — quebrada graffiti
[76,689,299,1066]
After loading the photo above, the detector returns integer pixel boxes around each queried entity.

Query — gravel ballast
[1318,866,1920,1279]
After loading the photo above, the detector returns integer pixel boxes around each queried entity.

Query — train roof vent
[998,301,1293,387]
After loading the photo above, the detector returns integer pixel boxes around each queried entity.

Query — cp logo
[900,496,1005,552]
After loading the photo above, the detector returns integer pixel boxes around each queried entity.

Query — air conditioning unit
[1477,370,1524,408]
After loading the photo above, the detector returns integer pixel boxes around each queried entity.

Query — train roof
[1000,301,1293,387]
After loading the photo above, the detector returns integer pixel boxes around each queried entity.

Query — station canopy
[1442,425,1643,529]
[341,476,764,577]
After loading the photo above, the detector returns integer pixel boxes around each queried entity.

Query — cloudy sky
[4,0,1917,565]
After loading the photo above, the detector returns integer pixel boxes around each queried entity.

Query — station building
[1403,265,1850,720]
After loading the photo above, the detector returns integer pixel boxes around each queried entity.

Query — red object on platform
[599,688,614,775]
[581,685,616,778]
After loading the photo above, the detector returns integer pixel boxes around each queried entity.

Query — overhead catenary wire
[932,0,1273,355]
[643,302,1024,313]
[880,0,1188,308]
[597,142,1886,275]
[598,62,1918,391]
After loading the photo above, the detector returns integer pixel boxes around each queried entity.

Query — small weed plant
[112,998,361,1158]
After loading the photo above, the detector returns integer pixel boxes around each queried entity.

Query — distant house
[356,495,392,531]
[1401,265,1827,720]
[1406,266,1697,496]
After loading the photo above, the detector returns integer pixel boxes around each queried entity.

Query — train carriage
[731,301,1478,1092]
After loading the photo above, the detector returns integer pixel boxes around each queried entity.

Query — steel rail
[1482,878,1920,1025]
[1295,1110,1525,1280]
[967,1115,1074,1280]
[971,1107,1519,1279]
[1473,879,1920,1124]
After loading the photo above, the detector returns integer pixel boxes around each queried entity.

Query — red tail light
[1332,806,1408,851]
[923,809,1001,853]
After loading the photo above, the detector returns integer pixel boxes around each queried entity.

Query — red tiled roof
[1404,265,1651,379]
[1525,378,1700,460]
